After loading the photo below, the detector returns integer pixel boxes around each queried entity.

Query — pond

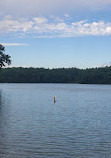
[0,83,111,158]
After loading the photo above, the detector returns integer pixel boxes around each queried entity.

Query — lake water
[0,84,111,158]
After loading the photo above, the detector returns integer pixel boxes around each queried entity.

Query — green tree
[0,44,11,68]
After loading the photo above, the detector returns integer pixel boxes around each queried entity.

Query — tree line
[0,44,111,84]
[1,66,111,84]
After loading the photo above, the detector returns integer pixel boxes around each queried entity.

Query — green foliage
[0,44,11,68]
[0,67,79,83]
[1,66,111,84]
[0,45,111,84]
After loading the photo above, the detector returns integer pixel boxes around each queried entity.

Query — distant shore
[0,66,111,84]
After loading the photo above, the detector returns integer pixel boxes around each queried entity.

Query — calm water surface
[0,83,111,158]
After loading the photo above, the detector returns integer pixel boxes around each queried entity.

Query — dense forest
[0,66,111,84]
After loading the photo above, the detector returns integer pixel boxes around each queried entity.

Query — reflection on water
[0,84,111,157]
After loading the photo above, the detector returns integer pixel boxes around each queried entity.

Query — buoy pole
[54,96,56,103]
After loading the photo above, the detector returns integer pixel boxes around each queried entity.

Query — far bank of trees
[1,44,111,84]
[1,66,111,84]
[0,44,111,84]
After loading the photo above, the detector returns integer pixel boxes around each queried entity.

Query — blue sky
[1,0,111,68]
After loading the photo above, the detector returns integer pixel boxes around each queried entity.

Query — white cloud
[1,43,28,46]
[0,0,111,17]
[0,16,34,34]
[33,17,48,24]
[64,14,70,18]
[1,16,111,38]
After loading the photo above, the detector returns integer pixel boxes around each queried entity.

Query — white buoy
[54,96,56,103]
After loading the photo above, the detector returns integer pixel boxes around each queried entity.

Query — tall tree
[0,44,11,68]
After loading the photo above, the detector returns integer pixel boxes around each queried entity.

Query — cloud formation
[1,0,111,16]
[1,43,28,46]
[1,16,111,38]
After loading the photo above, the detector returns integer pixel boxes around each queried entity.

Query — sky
[1,0,111,69]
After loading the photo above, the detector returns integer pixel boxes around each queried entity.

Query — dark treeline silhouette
[1,66,111,84]
[0,44,11,68]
